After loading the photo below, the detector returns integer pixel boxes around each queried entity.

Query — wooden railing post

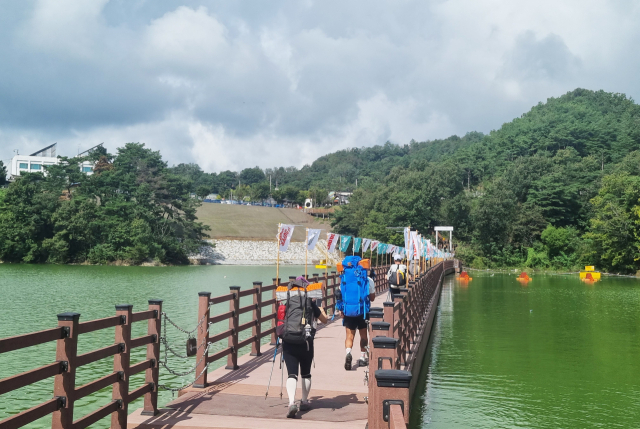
[111,304,132,429]
[393,295,405,368]
[194,292,211,388]
[368,336,400,429]
[320,274,328,311]
[251,282,262,356]
[383,301,394,331]
[52,312,80,429]
[226,286,240,370]
[142,300,162,416]
[375,369,412,428]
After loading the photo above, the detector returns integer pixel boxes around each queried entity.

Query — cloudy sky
[1,0,639,172]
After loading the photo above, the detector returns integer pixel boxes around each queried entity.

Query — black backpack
[280,280,315,345]
[389,264,407,286]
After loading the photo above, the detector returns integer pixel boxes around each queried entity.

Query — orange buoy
[458,271,472,281]
[517,272,531,283]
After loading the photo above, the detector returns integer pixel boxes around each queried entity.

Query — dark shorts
[283,340,314,379]
[343,315,368,330]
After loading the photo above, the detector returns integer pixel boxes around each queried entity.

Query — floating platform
[580,266,601,281]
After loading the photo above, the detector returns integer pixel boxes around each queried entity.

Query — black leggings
[283,340,314,380]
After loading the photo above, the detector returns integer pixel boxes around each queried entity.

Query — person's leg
[343,317,357,370]
[299,342,313,410]
[282,343,300,417]
[357,315,369,365]
[345,327,356,349]
[359,327,368,352]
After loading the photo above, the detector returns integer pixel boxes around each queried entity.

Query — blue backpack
[339,256,370,318]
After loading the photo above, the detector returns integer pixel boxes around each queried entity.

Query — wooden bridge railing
[0,300,162,429]
[194,266,390,387]
[368,259,457,429]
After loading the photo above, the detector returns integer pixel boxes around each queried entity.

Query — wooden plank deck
[128,295,385,429]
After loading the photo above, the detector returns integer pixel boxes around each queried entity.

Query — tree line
[0,144,209,265]
[331,89,640,274]
[3,88,640,272]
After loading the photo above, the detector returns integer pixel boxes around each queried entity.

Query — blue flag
[353,237,362,253]
[339,236,352,252]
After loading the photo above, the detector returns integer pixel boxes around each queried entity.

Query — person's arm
[368,277,376,301]
[313,302,329,324]
[317,307,329,324]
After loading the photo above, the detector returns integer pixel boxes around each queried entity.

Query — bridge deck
[128,295,385,429]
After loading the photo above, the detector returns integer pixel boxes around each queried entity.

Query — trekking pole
[280,348,285,399]
[265,337,280,399]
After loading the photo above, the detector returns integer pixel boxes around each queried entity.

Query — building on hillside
[9,143,103,180]
[10,143,59,178]
[328,191,352,205]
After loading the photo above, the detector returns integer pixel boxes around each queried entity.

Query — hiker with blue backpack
[335,256,376,370]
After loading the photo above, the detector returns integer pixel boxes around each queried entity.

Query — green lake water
[3,266,640,428]
[411,271,640,428]
[0,264,313,428]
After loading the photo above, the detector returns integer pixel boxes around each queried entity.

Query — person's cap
[394,254,402,261]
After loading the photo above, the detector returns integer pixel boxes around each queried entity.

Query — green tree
[583,173,640,273]
[239,167,266,185]
[251,182,270,201]
[0,160,7,186]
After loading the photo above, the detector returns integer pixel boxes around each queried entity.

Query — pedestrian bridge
[0,260,458,429]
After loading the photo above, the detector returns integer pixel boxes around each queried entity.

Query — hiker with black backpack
[386,254,408,296]
[277,277,329,418]
[335,256,376,371]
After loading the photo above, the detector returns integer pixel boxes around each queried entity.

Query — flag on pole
[327,233,340,253]
[370,240,379,252]
[362,238,371,252]
[378,243,386,255]
[353,237,363,253]
[411,230,419,260]
[278,224,295,252]
[404,227,412,259]
[339,236,352,253]
[306,229,322,251]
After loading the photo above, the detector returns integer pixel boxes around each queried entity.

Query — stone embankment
[190,239,340,265]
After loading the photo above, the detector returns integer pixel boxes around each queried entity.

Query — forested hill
[3,88,640,271]
[331,89,640,273]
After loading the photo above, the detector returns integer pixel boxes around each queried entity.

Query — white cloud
[1,1,640,171]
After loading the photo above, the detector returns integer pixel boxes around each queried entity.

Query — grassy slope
[196,203,331,241]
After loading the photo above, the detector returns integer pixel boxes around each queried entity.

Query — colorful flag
[339,236,352,252]
[278,224,295,252]
[411,230,419,260]
[404,227,412,259]
[362,238,371,252]
[370,240,379,251]
[306,229,322,251]
[378,243,387,255]
[327,233,340,253]
[353,237,362,253]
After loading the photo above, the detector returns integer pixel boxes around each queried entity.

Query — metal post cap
[115,304,133,310]
[371,321,391,331]
[148,299,163,305]
[57,312,80,321]
[198,292,211,297]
